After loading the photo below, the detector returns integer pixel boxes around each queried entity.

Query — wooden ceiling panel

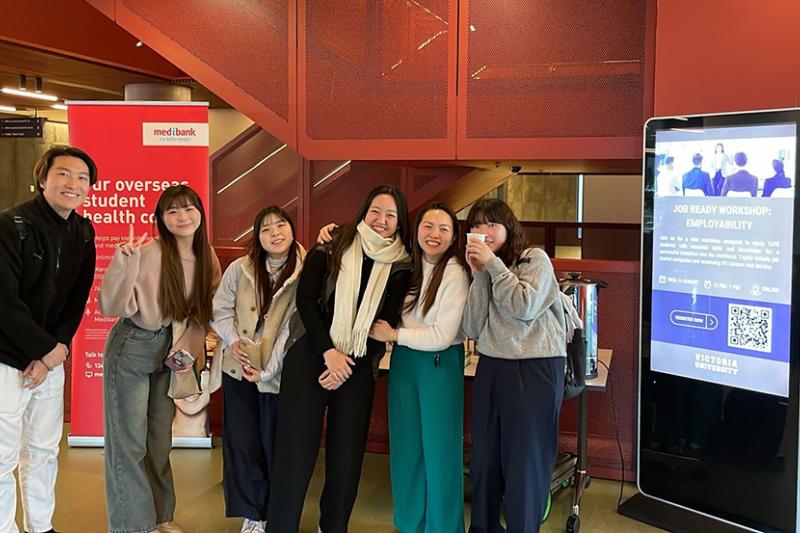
[0,40,229,112]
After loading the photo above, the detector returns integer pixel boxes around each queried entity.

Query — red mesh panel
[124,0,291,120]
[465,0,648,138]
[304,0,451,140]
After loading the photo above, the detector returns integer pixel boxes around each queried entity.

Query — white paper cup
[466,233,486,243]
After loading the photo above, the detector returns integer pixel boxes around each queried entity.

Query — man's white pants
[0,363,64,533]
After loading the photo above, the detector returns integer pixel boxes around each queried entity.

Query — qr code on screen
[728,303,772,353]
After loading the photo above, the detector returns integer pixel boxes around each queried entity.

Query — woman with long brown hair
[369,201,470,533]
[266,185,412,533]
[99,185,220,533]
[210,206,306,533]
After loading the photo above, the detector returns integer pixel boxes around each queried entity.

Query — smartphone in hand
[165,348,195,373]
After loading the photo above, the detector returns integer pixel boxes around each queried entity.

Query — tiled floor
[13,427,663,532]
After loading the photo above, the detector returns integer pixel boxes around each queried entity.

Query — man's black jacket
[0,195,96,370]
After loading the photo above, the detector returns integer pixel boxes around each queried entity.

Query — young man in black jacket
[0,147,97,533]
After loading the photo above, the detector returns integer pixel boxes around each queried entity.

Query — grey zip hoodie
[461,247,566,359]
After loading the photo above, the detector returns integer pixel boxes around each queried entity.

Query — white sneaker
[241,519,266,533]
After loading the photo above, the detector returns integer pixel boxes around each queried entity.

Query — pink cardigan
[99,238,220,367]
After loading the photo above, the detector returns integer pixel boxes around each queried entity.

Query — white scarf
[329,221,409,357]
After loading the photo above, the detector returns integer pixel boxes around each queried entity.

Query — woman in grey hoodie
[462,199,566,533]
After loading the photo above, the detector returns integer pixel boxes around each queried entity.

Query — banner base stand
[67,435,104,447]
[172,436,213,449]
[68,435,214,449]
[618,493,750,532]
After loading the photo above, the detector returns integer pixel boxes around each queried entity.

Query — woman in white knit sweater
[370,202,469,533]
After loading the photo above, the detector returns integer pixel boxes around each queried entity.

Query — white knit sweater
[396,257,469,352]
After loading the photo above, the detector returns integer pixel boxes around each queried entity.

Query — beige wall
[582,174,642,223]
[0,119,68,210]
[460,173,579,222]
[209,108,254,154]
[504,174,578,222]
[459,173,646,225]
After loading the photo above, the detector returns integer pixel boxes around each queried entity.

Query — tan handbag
[167,365,201,399]
[220,337,264,381]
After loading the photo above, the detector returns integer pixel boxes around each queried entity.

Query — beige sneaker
[158,521,186,533]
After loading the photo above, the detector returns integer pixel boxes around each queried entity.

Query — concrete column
[124,83,191,102]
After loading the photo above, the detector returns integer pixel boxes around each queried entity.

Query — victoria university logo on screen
[142,122,208,146]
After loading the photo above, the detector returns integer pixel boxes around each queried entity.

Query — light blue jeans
[103,318,174,533]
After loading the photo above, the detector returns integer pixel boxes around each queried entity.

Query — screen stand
[618,493,754,532]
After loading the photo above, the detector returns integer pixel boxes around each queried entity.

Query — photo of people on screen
[655,141,794,199]
[721,152,759,197]
[682,153,713,197]
[711,142,731,196]
[763,159,793,197]
[656,156,682,196]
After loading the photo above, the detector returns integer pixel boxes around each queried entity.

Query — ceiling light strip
[2,87,58,101]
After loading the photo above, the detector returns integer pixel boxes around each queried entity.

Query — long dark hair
[328,185,410,273]
[248,206,298,315]
[155,185,215,325]
[466,198,527,267]
[405,202,467,315]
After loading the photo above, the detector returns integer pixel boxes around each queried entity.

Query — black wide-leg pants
[266,336,377,533]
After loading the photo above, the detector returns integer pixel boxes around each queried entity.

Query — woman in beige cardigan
[99,185,220,533]
[210,206,306,533]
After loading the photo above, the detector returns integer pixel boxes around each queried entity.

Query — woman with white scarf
[266,185,412,533]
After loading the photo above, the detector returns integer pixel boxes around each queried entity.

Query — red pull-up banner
[67,102,210,446]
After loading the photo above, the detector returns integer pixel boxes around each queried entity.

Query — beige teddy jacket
[209,245,306,394]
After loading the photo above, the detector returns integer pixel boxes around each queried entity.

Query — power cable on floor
[598,359,626,509]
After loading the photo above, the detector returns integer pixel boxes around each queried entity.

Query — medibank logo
[154,126,196,136]
[143,122,208,146]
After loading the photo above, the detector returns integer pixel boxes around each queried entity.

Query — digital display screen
[650,123,796,397]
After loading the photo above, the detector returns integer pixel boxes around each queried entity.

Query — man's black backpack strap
[11,215,28,242]
[0,212,26,240]
[1,211,43,260]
